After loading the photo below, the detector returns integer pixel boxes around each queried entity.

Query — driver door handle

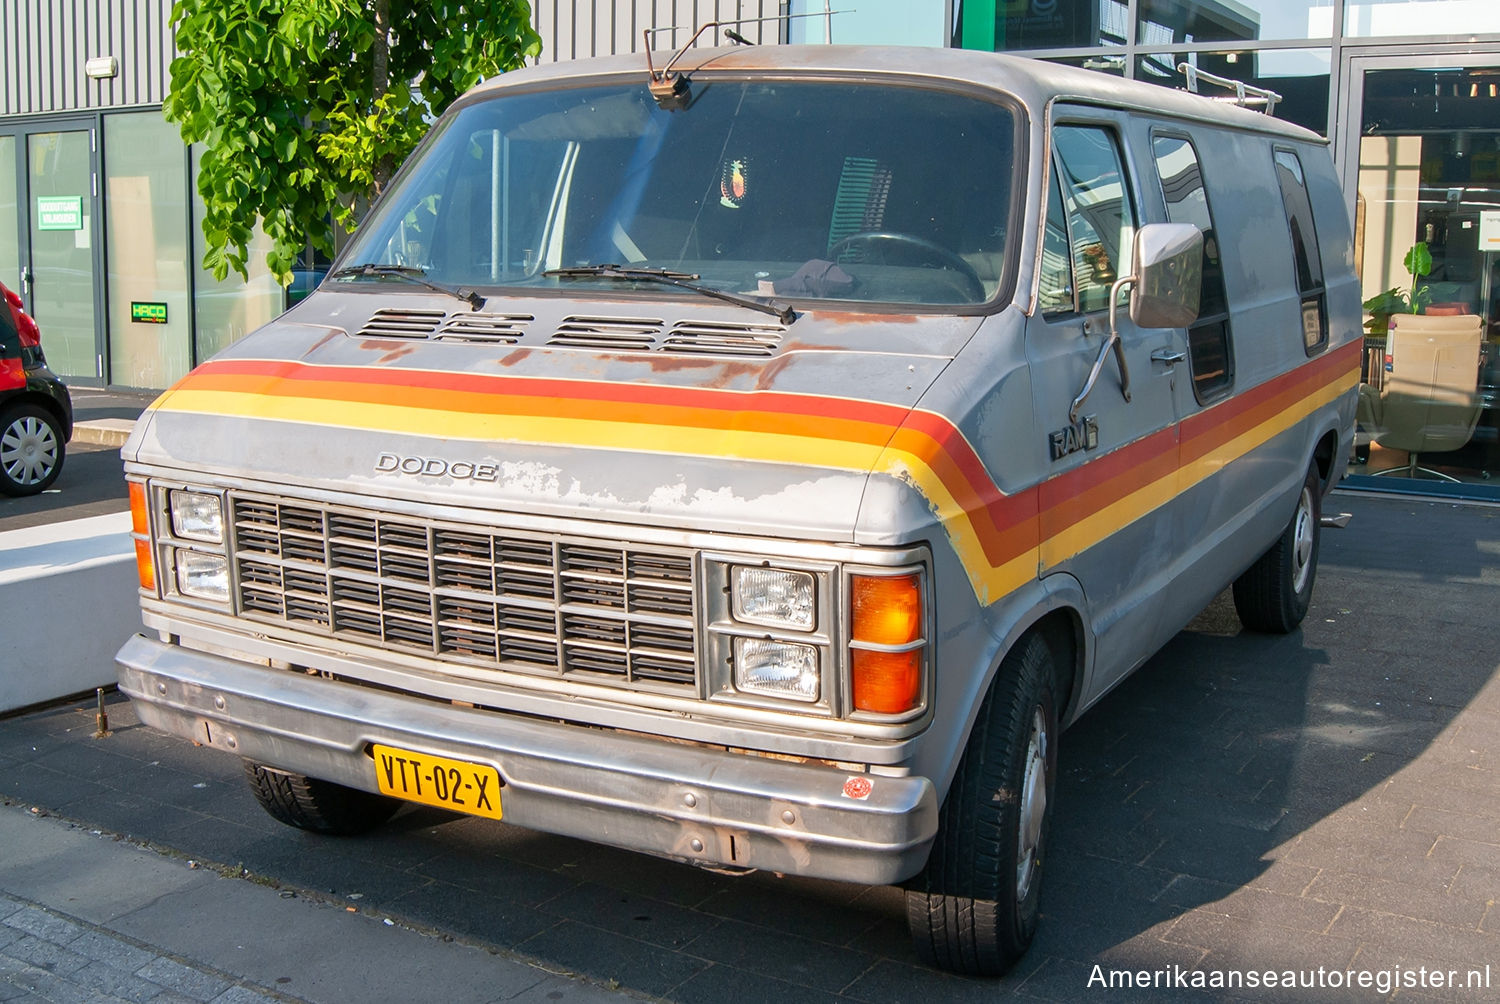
[1151,347,1186,366]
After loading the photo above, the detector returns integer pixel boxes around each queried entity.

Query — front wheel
[1232,461,1321,633]
[244,762,400,835]
[905,632,1058,976]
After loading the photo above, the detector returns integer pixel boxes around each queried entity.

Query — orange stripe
[160,343,1357,600]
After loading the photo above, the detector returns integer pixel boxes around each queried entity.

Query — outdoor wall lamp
[85,56,119,79]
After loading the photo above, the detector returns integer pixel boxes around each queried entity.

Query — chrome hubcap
[1291,485,1315,594]
[1016,706,1048,901]
[1,416,58,486]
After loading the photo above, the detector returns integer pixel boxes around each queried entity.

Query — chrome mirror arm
[1070,274,1135,423]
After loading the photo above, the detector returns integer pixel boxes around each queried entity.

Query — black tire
[0,403,65,496]
[1232,461,1321,634]
[244,761,400,835]
[905,633,1058,976]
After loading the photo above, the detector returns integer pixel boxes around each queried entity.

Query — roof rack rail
[1177,63,1282,116]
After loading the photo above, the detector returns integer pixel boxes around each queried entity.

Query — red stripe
[191,357,915,426]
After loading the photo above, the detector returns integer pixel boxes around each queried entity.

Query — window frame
[1150,127,1235,403]
[1038,122,1139,318]
[1271,145,1329,356]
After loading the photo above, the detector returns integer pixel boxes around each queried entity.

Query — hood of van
[126,298,985,544]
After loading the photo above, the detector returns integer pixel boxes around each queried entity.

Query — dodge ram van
[117,44,1360,974]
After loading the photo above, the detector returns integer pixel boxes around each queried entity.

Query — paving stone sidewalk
[0,803,632,1004]
[1,891,280,1004]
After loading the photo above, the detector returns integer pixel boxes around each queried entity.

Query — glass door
[1339,51,1500,490]
[0,135,19,293]
[0,120,105,385]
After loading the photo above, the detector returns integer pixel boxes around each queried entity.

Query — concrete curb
[72,419,136,448]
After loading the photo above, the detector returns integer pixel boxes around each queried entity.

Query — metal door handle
[1151,347,1186,365]
[20,265,33,295]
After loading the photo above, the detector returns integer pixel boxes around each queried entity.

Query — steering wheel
[827,231,986,302]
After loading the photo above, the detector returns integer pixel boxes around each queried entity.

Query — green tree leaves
[166,0,540,284]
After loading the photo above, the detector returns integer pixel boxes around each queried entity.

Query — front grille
[230,496,698,692]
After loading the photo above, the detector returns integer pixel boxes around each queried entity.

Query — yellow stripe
[167,387,1038,600]
[1040,471,1181,568]
[1038,363,1357,569]
[1178,365,1357,490]
[161,358,1354,606]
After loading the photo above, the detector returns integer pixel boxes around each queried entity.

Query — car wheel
[0,403,65,497]
[1232,461,1321,633]
[904,632,1057,976]
[244,761,400,835]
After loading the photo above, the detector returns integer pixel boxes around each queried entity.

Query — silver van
[116,44,1360,974]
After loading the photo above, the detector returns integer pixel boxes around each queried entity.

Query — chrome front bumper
[116,634,938,884]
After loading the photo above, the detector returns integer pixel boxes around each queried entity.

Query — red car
[1,280,72,496]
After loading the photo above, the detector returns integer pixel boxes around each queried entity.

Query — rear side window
[1272,148,1328,353]
[1153,133,1232,400]
[1040,126,1136,315]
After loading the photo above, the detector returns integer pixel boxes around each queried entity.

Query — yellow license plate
[371,744,503,820]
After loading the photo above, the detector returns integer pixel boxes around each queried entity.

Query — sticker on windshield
[720,158,750,209]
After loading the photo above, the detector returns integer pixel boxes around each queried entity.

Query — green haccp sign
[131,302,168,324]
[36,196,83,231]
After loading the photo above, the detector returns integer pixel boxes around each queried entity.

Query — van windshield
[337,79,1021,309]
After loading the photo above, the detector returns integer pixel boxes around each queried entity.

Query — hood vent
[548,316,663,351]
[356,309,784,357]
[662,320,784,357]
[358,308,446,339]
[546,316,786,356]
[356,308,533,343]
[434,313,533,343]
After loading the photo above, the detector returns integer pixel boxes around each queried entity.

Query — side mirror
[1069,222,1204,422]
[1130,223,1203,329]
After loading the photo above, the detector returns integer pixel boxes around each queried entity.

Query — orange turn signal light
[852,649,921,714]
[851,574,922,645]
[128,481,148,535]
[128,482,155,590]
[134,539,156,591]
[850,573,923,714]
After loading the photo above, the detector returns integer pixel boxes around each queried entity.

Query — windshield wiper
[328,263,485,311]
[543,264,795,325]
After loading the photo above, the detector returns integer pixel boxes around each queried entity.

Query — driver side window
[1039,125,1136,315]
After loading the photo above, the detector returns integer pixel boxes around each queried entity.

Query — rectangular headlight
[734,638,819,702]
[169,490,223,543]
[175,550,229,603]
[732,566,815,630]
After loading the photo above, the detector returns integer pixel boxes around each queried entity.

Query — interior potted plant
[1362,241,1432,335]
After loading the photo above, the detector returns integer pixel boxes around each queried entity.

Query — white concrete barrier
[0,511,143,713]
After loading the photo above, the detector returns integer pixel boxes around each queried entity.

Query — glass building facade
[807,0,1500,496]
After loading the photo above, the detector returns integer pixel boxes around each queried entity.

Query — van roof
[473,44,1325,144]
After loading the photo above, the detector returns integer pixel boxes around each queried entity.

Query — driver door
[1026,112,1187,694]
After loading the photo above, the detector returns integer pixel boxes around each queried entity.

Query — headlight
[175,550,229,602]
[734,637,819,701]
[169,490,223,543]
[731,567,815,630]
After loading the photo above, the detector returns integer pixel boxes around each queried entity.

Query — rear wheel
[905,633,1057,976]
[0,403,65,496]
[1232,461,1321,633]
[244,762,400,835]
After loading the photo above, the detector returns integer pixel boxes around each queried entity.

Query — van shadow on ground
[1,495,1496,1001]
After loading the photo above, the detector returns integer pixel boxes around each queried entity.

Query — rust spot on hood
[811,311,921,325]
[378,345,417,364]
[499,348,533,368]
